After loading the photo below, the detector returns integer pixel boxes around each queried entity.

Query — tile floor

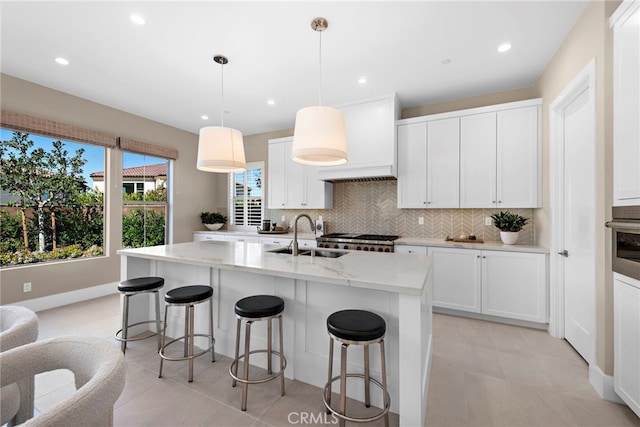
[29,294,640,426]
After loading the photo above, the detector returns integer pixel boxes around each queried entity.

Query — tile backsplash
[267,180,535,245]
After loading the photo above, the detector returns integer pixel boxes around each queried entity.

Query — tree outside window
[0,130,105,266]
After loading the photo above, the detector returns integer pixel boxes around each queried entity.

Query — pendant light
[197,55,246,172]
[291,17,348,166]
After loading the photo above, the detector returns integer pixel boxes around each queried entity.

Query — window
[230,162,263,226]
[0,129,105,266]
[121,153,170,248]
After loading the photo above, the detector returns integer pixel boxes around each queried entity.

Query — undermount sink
[268,247,347,258]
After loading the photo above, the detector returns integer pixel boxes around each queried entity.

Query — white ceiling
[1,1,588,137]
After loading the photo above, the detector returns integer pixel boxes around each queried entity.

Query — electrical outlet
[485,217,492,226]
[281,215,286,222]
[23,282,32,293]
[418,216,424,225]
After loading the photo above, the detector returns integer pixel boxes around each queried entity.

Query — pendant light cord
[318,29,323,107]
[220,61,225,127]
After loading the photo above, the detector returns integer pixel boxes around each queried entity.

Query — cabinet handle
[423,201,426,205]
[492,200,496,204]
[558,250,569,257]
[483,256,486,259]
[498,200,502,204]
[427,201,431,204]
[477,255,481,258]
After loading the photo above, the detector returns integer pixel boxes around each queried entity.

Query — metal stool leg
[380,339,389,427]
[364,344,371,407]
[339,343,348,427]
[232,318,241,387]
[154,290,162,351]
[326,336,334,413]
[158,305,169,378]
[279,314,285,396]
[120,294,130,354]
[209,297,215,362]
[188,304,195,382]
[241,321,252,411]
[267,317,273,375]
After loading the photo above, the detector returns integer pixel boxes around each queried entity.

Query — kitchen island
[118,241,432,426]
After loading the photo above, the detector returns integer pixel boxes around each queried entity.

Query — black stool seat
[165,285,213,304]
[118,276,164,292]
[327,310,386,342]
[235,295,284,318]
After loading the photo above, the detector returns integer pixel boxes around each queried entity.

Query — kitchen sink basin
[268,247,347,258]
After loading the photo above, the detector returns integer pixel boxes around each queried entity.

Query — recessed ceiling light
[498,43,512,53]
[441,58,452,65]
[201,115,209,120]
[130,15,146,25]
[54,57,69,65]
[358,77,367,84]
[267,99,275,106]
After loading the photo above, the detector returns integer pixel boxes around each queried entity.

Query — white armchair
[0,336,125,427]
[0,305,39,425]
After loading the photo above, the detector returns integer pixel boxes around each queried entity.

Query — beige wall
[534,0,619,375]
[0,74,218,304]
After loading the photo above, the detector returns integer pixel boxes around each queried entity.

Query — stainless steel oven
[606,206,640,281]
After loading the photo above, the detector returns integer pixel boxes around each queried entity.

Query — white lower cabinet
[395,245,428,255]
[428,247,548,323]
[428,247,482,312]
[614,273,640,417]
[259,236,293,246]
[225,235,260,243]
[193,233,227,242]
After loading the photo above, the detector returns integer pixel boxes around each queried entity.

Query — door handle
[558,250,569,257]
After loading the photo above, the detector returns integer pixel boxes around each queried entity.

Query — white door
[428,247,482,312]
[267,141,287,209]
[397,122,427,208]
[561,87,596,363]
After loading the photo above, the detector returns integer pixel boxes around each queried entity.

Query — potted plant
[200,212,227,231]
[490,210,528,245]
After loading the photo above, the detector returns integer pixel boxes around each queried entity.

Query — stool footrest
[323,373,390,423]
[114,320,164,343]
[229,349,287,385]
[158,334,215,362]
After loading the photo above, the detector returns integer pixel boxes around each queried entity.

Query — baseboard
[589,363,625,404]
[12,282,118,313]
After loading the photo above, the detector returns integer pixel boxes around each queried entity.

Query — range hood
[317,93,400,182]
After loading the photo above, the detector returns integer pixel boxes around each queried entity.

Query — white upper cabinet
[460,112,497,208]
[397,118,459,208]
[497,106,541,207]
[611,0,640,206]
[397,122,428,208]
[267,137,333,209]
[397,99,541,210]
[317,93,400,181]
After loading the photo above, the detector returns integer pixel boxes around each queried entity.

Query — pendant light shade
[197,126,245,172]
[292,105,347,165]
[291,17,348,166]
[196,55,246,173]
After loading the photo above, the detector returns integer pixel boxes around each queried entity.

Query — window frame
[229,161,264,227]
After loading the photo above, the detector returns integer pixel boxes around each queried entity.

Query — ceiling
[1,1,588,137]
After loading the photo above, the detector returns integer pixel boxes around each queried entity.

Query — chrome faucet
[292,213,314,256]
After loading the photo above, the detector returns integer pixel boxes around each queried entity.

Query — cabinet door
[305,164,333,209]
[395,245,428,255]
[397,122,427,208]
[428,117,460,208]
[614,275,640,417]
[497,106,540,207]
[268,141,287,209]
[481,251,547,323]
[460,113,497,208]
[284,139,307,208]
[193,233,227,242]
[428,247,481,312]
[225,235,260,243]
[259,237,293,246]
[613,2,640,204]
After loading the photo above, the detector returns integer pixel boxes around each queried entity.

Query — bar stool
[323,309,390,427]
[114,276,164,355]
[229,295,286,411]
[158,285,215,382]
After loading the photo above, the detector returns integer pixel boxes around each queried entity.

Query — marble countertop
[118,241,431,296]
[396,237,548,253]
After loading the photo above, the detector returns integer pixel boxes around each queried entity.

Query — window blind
[118,137,178,160]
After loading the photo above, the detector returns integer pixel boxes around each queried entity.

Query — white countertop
[396,237,549,254]
[118,241,431,296]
